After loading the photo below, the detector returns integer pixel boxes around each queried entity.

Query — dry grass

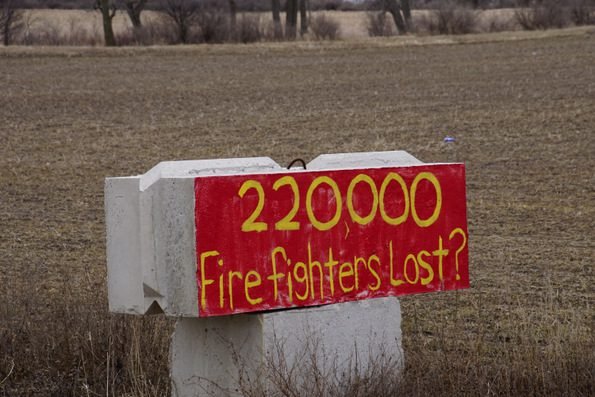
[1,28,594,396]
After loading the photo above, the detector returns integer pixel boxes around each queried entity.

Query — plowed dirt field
[1,29,594,395]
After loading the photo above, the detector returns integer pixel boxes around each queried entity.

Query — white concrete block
[105,176,144,314]
[170,297,402,396]
[105,157,282,316]
[106,152,420,315]
[170,315,264,397]
[308,150,422,170]
[262,296,403,380]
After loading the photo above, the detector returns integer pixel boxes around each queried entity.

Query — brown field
[1,28,594,396]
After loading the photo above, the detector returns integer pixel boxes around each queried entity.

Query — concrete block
[308,150,422,170]
[105,157,281,316]
[170,297,402,396]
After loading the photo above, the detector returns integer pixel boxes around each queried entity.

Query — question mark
[448,227,467,281]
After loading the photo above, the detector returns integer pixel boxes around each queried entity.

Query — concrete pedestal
[171,297,403,397]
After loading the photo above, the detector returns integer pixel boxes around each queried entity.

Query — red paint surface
[195,164,469,317]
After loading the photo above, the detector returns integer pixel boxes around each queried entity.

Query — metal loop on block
[287,158,307,170]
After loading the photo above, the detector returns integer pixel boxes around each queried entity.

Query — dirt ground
[1,28,594,395]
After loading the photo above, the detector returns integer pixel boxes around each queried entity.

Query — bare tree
[119,0,148,28]
[299,0,308,36]
[95,0,117,46]
[162,0,200,44]
[383,0,409,35]
[401,0,411,30]
[271,0,282,39]
[285,0,298,39]
[229,0,237,41]
[0,0,24,46]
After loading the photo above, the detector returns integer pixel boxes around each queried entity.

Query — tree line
[2,0,593,46]
[1,0,411,46]
[92,0,412,46]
